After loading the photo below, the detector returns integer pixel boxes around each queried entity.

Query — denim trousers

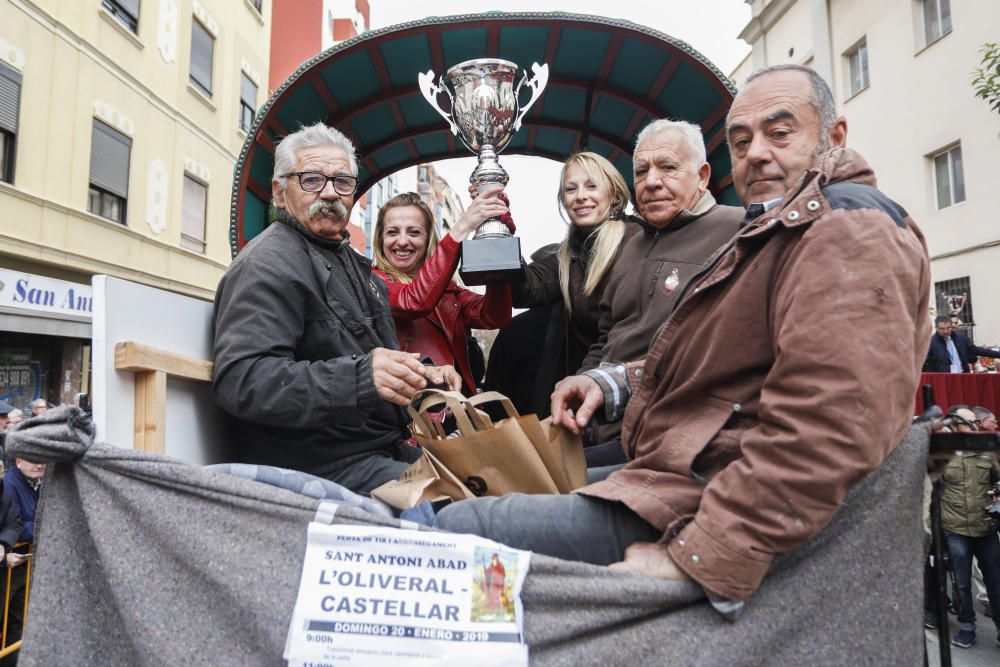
[942,529,1000,632]
[435,492,661,565]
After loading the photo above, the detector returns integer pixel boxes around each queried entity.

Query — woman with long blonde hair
[372,190,512,395]
[486,152,638,407]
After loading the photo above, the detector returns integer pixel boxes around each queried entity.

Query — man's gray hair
[634,119,707,166]
[742,64,837,152]
[273,122,358,191]
[972,406,996,421]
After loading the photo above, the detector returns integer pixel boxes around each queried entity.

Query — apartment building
[0,0,270,408]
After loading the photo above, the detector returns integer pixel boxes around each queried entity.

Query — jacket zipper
[637,230,660,308]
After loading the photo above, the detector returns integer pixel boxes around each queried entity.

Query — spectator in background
[5,458,43,548]
[6,409,21,428]
[972,405,999,618]
[0,401,13,470]
[29,399,48,417]
[0,461,22,667]
[2,458,43,665]
[925,315,976,372]
[0,464,22,565]
[936,406,1000,649]
[950,317,1000,370]
[974,407,998,433]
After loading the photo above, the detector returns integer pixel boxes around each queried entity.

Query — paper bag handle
[408,389,480,437]
[467,391,521,420]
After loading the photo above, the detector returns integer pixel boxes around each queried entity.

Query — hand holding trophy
[419,59,549,285]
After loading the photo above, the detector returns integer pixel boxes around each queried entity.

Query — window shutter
[90,120,131,198]
[182,175,207,250]
[240,73,256,107]
[118,0,140,20]
[190,21,214,93]
[0,62,22,134]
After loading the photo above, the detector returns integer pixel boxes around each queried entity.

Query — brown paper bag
[371,448,474,510]
[538,416,588,491]
[408,389,560,497]
[467,392,587,493]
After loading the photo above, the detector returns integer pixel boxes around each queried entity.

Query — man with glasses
[974,407,999,433]
[212,122,461,494]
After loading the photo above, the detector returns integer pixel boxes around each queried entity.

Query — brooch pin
[663,268,680,296]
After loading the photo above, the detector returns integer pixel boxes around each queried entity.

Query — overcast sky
[369,1,752,257]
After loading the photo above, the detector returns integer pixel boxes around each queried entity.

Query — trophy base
[459,237,525,285]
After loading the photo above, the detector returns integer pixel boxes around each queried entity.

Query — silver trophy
[419,58,549,284]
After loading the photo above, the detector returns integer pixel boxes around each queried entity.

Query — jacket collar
[637,190,717,233]
[756,148,876,231]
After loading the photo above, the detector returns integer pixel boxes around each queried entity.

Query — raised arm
[382,189,509,320]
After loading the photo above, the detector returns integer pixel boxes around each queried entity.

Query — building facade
[416,163,466,239]
[0,0,270,410]
[731,0,1000,345]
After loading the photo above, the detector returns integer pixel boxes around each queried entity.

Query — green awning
[230,11,738,256]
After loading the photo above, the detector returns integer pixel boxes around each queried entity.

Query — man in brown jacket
[578,119,743,375]
[437,65,930,614]
[577,120,742,456]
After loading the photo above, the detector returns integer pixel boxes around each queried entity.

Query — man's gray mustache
[309,199,348,219]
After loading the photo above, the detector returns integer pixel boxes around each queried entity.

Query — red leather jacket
[373,235,512,394]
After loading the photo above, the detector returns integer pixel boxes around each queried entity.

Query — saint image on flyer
[471,548,518,622]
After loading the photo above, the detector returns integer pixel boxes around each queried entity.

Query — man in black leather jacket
[213,123,460,494]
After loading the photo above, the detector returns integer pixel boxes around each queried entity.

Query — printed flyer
[284,523,531,667]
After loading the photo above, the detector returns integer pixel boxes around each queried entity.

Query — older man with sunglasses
[212,122,461,495]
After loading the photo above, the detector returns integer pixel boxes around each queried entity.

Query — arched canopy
[230,11,739,257]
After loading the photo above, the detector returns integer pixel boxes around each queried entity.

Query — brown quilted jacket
[580,149,931,600]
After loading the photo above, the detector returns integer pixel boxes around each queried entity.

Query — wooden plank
[134,370,167,454]
[115,342,213,383]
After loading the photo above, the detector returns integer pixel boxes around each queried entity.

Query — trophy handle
[418,70,459,136]
[513,62,549,133]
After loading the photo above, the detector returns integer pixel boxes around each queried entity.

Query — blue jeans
[942,530,1000,632]
[436,493,660,565]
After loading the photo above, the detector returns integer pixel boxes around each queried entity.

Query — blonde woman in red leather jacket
[372,190,512,395]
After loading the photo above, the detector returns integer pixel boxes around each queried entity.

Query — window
[189,19,214,97]
[932,144,965,209]
[181,175,207,253]
[239,73,257,132]
[0,62,22,184]
[89,120,131,224]
[250,0,263,12]
[102,0,140,33]
[846,40,869,97]
[935,276,973,331]
[923,0,952,46]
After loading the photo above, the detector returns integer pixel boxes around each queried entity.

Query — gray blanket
[10,406,927,666]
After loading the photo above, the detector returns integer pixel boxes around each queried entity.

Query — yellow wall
[0,0,271,299]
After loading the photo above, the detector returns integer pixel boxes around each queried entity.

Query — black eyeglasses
[284,171,358,195]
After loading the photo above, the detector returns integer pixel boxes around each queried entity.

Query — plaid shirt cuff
[705,592,746,622]
[581,363,630,422]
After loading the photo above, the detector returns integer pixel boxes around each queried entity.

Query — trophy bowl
[419,58,549,285]
[444,59,521,154]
